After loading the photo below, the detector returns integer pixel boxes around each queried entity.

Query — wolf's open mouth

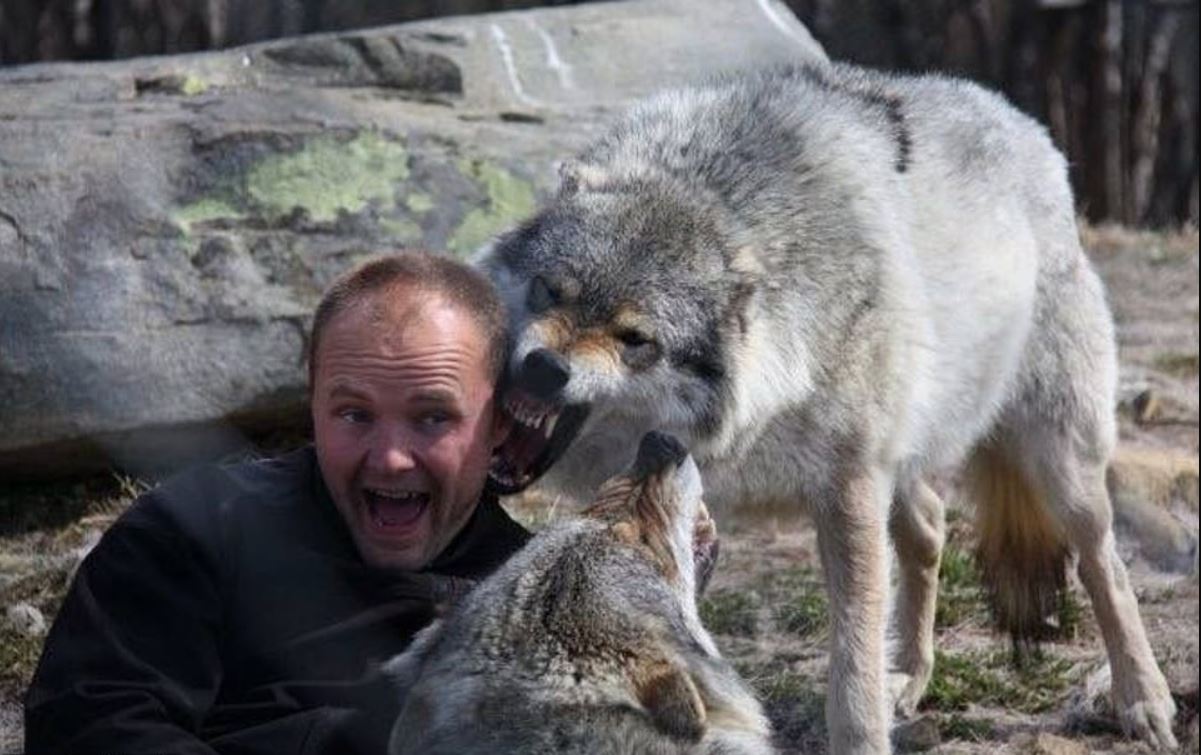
[487,391,589,495]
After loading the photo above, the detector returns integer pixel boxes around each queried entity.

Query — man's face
[311,289,509,571]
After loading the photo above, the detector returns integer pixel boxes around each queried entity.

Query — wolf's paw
[887,669,930,718]
[1115,689,1178,750]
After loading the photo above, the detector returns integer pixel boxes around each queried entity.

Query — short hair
[308,251,509,387]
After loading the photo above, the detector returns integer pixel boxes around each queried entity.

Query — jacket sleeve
[23,492,225,755]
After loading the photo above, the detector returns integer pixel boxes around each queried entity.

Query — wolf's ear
[727,245,762,336]
[632,657,707,742]
[559,160,609,196]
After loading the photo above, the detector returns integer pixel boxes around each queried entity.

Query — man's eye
[338,408,371,424]
[420,411,453,427]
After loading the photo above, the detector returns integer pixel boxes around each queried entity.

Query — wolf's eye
[527,276,556,313]
[616,329,652,348]
[617,330,661,369]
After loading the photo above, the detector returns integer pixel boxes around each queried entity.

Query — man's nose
[371,428,416,472]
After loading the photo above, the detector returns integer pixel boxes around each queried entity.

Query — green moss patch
[174,196,243,235]
[405,193,434,214]
[447,159,536,256]
[246,131,410,223]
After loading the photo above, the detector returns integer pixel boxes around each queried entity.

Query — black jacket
[24,446,530,755]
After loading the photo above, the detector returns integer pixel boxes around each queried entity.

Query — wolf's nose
[635,431,689,474]
[520,348,570,399]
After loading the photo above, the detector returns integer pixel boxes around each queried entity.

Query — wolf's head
[584,431,719,599]
[386,432,768,754]
[479,159,759,496]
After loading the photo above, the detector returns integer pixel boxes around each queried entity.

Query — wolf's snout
[519,348,570,400]
[634,431,688,476]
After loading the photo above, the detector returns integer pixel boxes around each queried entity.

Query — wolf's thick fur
[477,63,1177,752]
[385,432,771,754]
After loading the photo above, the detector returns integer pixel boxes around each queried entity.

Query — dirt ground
[1,225,1197,753]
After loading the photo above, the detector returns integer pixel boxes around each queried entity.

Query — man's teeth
[366,488,426,502]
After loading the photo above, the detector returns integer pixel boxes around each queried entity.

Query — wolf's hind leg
[1018,433,1178,750]
[887,479,945,717]
[815,469,892,755]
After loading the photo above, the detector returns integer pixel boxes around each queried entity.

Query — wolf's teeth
[505,397,522,417]
[544,412,559,437]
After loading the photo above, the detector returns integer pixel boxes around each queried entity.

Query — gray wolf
[476,64,1178,753]
[385,431,772,754]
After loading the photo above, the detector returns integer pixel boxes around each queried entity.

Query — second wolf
[478,64,1177,753]
[385,431,771,754]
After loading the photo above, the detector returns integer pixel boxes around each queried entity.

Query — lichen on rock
[447,158,536,256]
[246,131,410,223]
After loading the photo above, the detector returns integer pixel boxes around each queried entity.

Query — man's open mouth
[363,488,429,534]
[488,391,589,495]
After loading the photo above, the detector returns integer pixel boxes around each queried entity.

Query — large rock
[0,0,826,480]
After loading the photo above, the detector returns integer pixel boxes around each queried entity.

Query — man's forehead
[332,288,480,342]
[316,289,492,379]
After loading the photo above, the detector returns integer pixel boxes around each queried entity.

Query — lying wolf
[478,64,1177,752]
[386,431,771,754]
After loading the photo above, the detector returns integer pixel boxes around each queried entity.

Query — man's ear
[489,400,514,449]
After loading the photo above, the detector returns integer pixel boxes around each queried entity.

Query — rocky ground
[1,225,1197,754]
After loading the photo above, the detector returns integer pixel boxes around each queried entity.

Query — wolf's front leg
[814,470,892,755]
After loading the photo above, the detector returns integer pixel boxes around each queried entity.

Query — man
[24,251,529,754]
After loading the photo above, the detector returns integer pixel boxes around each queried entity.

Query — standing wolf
[385,431,771,754]
[477,64,1178,753]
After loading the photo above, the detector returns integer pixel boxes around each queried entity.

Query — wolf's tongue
[369,494,426,528]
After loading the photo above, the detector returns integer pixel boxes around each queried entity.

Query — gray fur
[386,446,772,754]
[478,63,1177,752]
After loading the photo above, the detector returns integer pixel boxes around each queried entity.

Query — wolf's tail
[966,439,1069,655]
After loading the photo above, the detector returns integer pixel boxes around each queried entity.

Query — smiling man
[24,252,531,755]
[310,255,516,572]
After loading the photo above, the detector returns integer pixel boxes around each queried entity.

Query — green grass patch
[934,544,986,628]
[0,623,44,699]
[699,589,758,637]
[923,649,1076,714]
[768,567,828,637]
[735,664,827,750]
[1153,352,1199,377]
[938,714,995,742]
[1054,589,1084,641]
[0,473,142,538]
